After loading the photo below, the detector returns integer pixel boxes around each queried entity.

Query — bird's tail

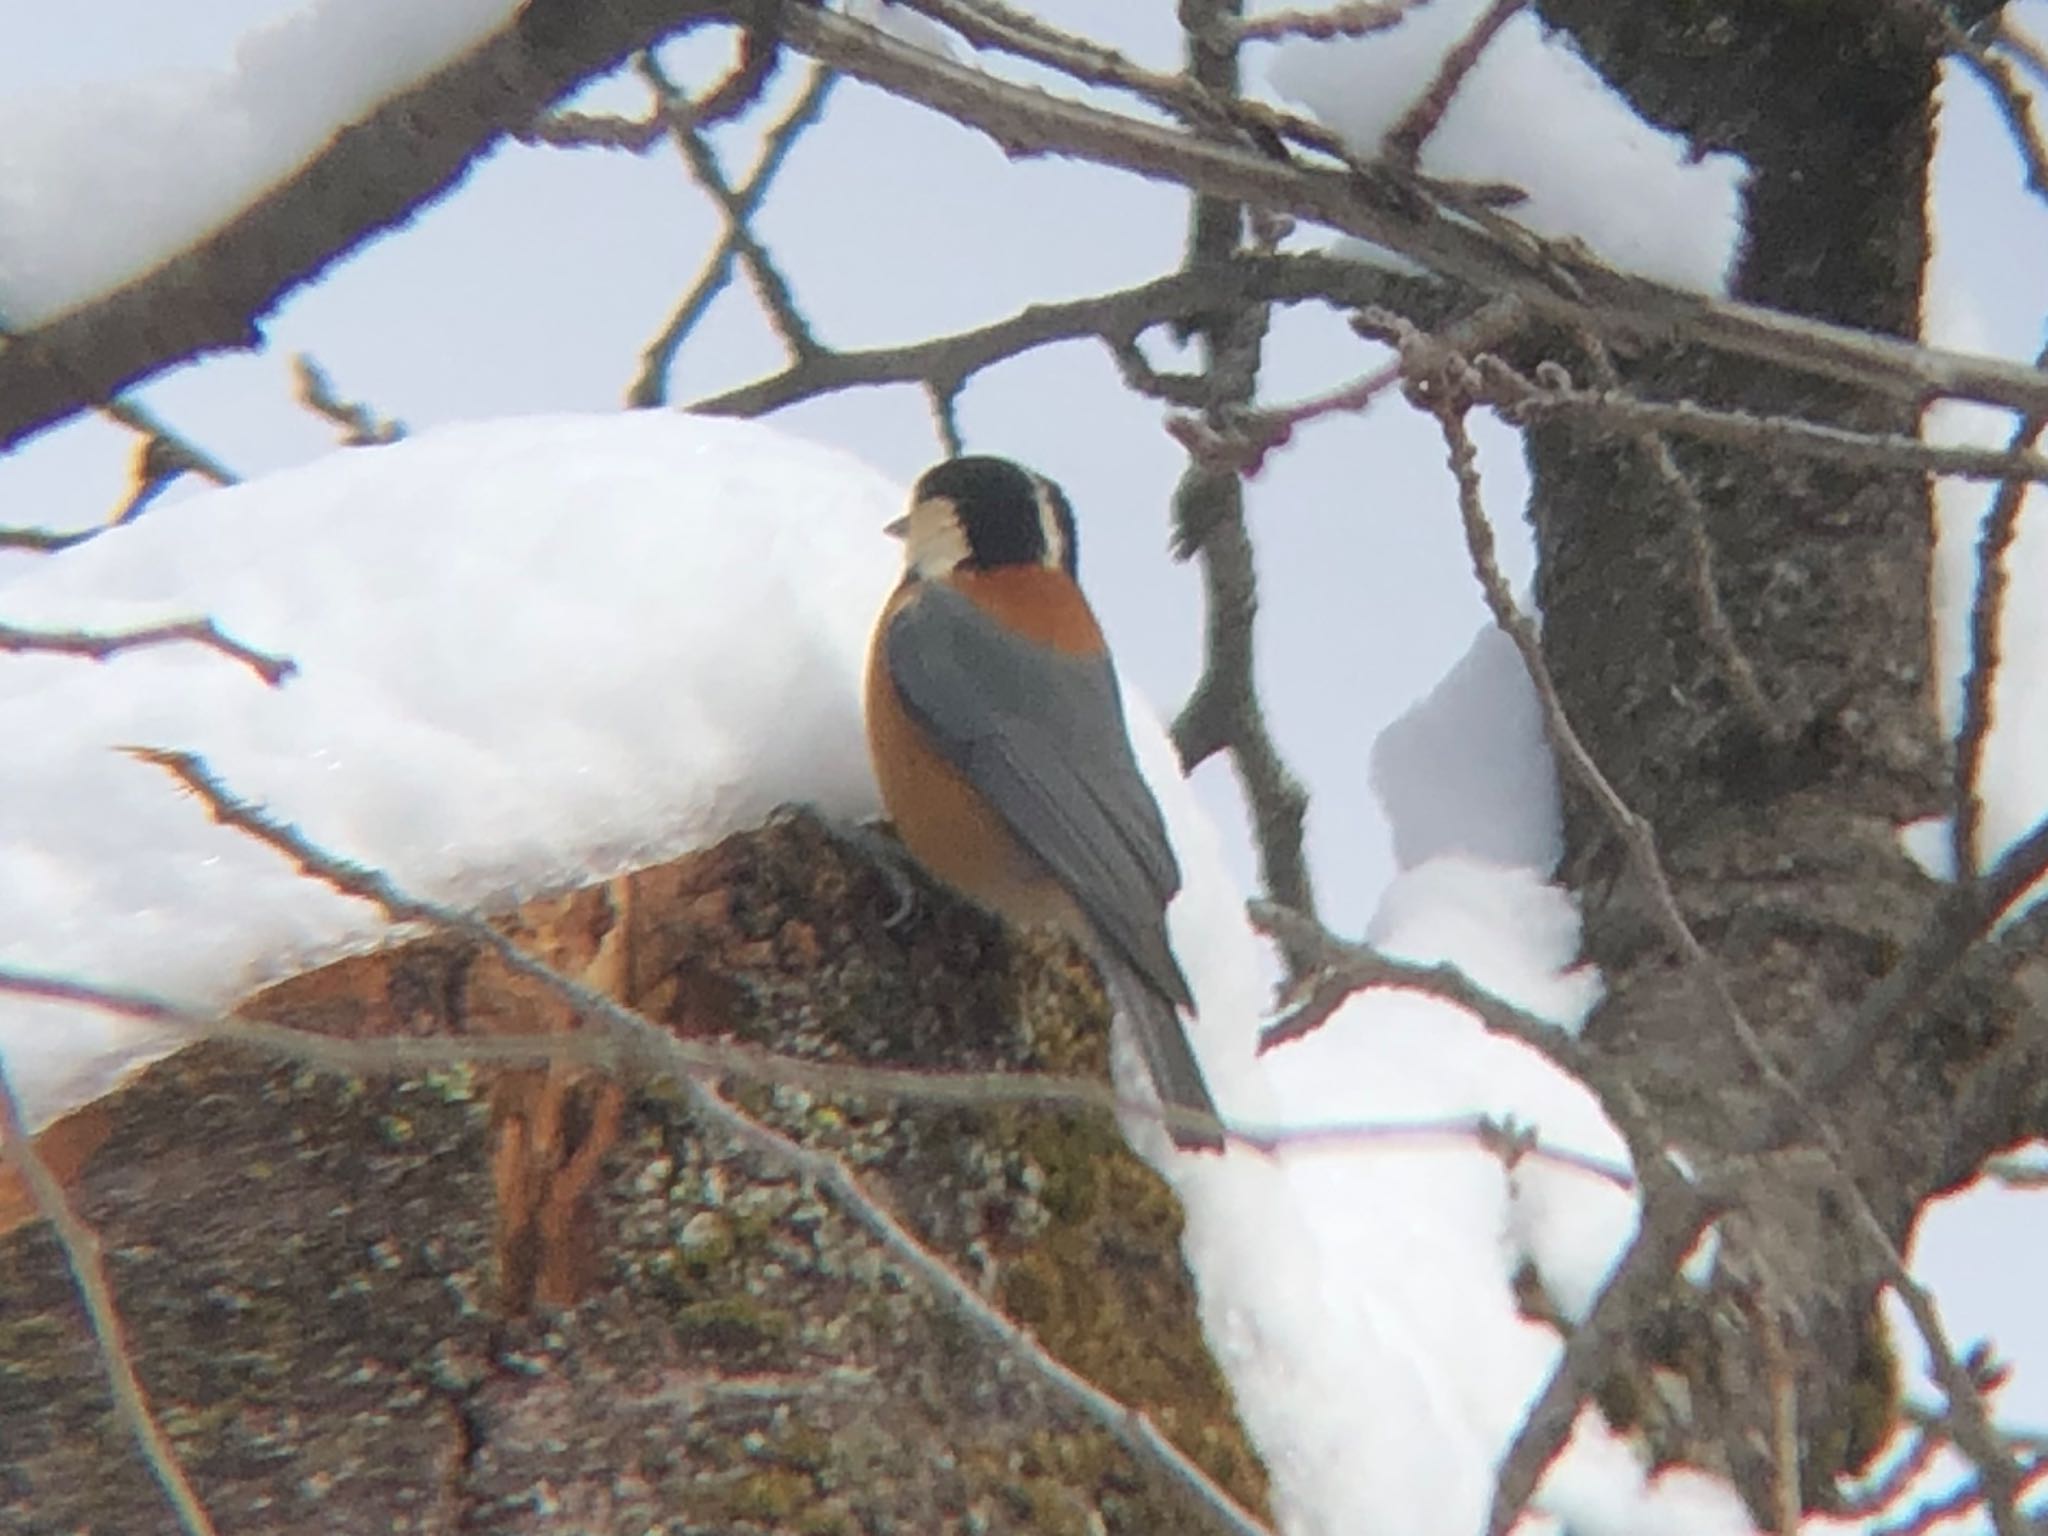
[1099,959,1226,1153]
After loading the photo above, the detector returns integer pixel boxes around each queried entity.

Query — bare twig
[1923,0,2048,202]
[1166,0,1318,959]
[0,617,295,686]
[97,398,238,491]
[1249,899,1639,1188]
[1951,364,2048,880]
[892,0,1353,161]
[1230,2,1418,45]
[0,0,729,448]
[694,257,1324,417]
[1172,293,1524,475]
[1868,1458,2048,1536]
[1809,809,2048,1112]
[1989,12,2048,92]
[1873,1267,2030,1536]
[777,4,2048,419]
[292,355,406,445]
[1489,1161,1724,1536]
[0,956,1635,1186]
[622,63,836,404]
[0,1068,219,1536]
[0,524,96,554]
[635,52,827,384]
[1381,0,1526,168]
[1471,352,2048,488]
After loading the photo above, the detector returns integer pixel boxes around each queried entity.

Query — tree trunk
[0,815,1262,1535]
[1520,0,2048,1510]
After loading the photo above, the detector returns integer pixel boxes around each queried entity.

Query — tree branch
[0,1068,219,1536]
[0,0,727,450]
[778,4,2048,418]
[0,617,296,685]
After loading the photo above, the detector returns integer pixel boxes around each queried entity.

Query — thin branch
[1386,332,1951,1534]
[1381,0,1526,168]
[1470,351,2048,487]
[0,0,729,449]
[1868,1459,2048,1536]
[614,63,836,404]
[1252,900,1584,1064]
[0,1067,220,1536]
[1489,1162,1724,1536]
[776,3,2048,419]
[0,957,1633,1183]
[1875,1267,2030,1536]
[637,52,828,378]
[1167,0,1318,959]
[892,0,1354,161]
[1230,2,1419,45]
[1171,293,1524,476]
[1951,360,2047,880]
[693,253,1383,418]
[91,748,1636,1160]
[0,617,296,686]
[1807,808,2048,1113]
[1923,0,2048,203]
[291,354,407,446]
[1834,1419,1948,1519]
[0,524,96,554]
[1989,13,2048,93]
[97,397,238,491]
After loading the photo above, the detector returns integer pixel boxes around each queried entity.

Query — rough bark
[1523,0,2046,1511]
[0,815,1262,1534]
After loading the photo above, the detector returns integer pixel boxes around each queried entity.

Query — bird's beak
[883,514,909,540]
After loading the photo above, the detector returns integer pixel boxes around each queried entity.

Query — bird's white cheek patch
[906,497,971,580]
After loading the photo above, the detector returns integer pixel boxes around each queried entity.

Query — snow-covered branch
[0,0,729,449]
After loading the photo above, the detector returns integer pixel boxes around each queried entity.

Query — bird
[863,455,1226,1153]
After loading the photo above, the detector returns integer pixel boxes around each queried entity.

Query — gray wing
[884,584,1192,1010]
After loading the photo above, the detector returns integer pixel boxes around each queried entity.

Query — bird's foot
[767,803,922,929]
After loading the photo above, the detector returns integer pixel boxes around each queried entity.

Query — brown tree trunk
[1522,0,2048,1510]
[0,815,1262,1534]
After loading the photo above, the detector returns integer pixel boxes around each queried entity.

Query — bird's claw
[772,804,921,928]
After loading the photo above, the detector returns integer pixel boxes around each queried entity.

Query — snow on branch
[0,0,731,450]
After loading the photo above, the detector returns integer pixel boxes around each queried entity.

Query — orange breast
[864,579,1086,934]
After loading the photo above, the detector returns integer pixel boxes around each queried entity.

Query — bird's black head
[899,456,1079,579]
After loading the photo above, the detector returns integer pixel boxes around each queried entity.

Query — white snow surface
[2,409,1731,1535]
[0,413,896,1125]
[1372,624,1563,875]
[0,0,520,325]
[1264,0,1748,291]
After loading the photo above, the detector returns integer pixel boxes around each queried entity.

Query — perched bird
[864,456,1226,1153]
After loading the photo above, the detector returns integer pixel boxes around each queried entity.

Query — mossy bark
[0,814,1263,1534]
